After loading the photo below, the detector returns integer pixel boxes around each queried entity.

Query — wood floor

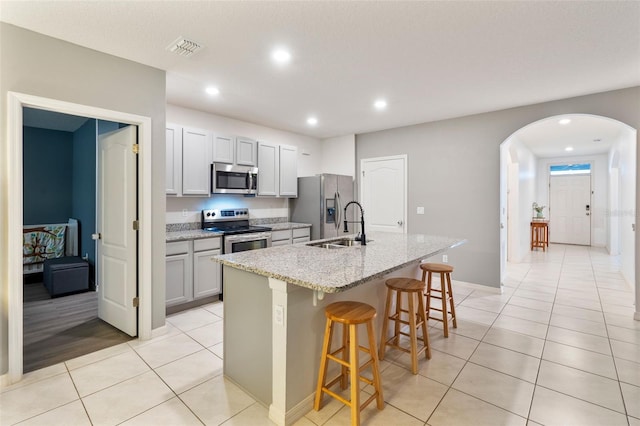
[23,280,133,373]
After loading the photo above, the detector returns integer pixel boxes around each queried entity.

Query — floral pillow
[23,225,66,264]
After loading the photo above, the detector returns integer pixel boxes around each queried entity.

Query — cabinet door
[279,144,298,197]
[236,137,257,166]
[182,127,211,196]
[257,142,279,196]
[166,253,192,306]
[166,124,182,195]
[193,249,221,298]
[213,134,235,164]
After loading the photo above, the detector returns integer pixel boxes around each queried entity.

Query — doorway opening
[7,92,153,384]
[22,109,134,372]
[499,114,637,305]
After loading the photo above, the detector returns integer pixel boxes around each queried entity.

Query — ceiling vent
[167,37,202,57]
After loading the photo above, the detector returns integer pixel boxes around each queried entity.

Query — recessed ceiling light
[307,117,318,126]
[205,87,220,96]
[565,146,574,152]
[272,48,291,64]
[374,100,387,110]
[559,118,571,125]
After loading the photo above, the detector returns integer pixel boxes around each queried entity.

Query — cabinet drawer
[293,236,310,244]
[194,237,221,252]
[271,229,291,242]
[166,241,190,256]
[272,239,291,247]
[292,227,310,239]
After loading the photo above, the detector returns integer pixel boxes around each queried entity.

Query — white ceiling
[2,1,639,141]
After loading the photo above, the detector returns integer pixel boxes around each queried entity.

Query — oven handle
[224,232,273,253]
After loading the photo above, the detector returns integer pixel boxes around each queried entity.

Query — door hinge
[362,170,365,177]
[132,297,139,308]
[133,220,139,230]
[132,144,139,154]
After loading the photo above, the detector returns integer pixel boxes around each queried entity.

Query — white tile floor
[1,244,638,425]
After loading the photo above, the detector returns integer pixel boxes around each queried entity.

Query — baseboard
[284,393,315,425]
[453,279,502,294]
[634,311,640,321]
[0,373,10,388]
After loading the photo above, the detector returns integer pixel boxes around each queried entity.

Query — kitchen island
[214,232,464,425]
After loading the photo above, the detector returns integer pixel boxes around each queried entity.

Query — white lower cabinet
[193,239,221,298]
[166,237,221,308]
[270,227,311,247]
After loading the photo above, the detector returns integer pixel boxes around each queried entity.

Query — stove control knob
[206,212,211,217]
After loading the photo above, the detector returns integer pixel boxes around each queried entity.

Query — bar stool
[420,263,457,337]
[379,278,431,374]
[314,301,384,425]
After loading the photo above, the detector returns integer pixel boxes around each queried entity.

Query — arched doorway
[499,114,636,300]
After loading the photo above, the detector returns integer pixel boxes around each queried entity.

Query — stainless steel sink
[307,238,371,249]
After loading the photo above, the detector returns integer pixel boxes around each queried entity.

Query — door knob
[397,220,403,226]
[91,233,101,240]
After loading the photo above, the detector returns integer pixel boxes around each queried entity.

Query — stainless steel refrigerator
[290,174,355,241]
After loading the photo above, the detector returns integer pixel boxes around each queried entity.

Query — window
[549,163,591,176]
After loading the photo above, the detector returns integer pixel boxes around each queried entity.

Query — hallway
[1,244,638,425]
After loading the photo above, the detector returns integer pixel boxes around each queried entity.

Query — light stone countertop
[166,222,311,242]
[214,232,465,293]
[269,222,312,231]
[166,229,224,242]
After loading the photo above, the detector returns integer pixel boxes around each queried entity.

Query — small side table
[530,221,549,251]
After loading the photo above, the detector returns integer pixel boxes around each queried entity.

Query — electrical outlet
[442,254,448,263]
[417,206,425,215]
[182,209,188,217]
[274,305,284,326]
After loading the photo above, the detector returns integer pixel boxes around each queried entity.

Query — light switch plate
[417,207,425,215]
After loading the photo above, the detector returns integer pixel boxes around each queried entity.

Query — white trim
[283,393,315,426]
[150,324,168,339]
[634,311,640,321]
[359,154,408,233]
[7,92,153,384]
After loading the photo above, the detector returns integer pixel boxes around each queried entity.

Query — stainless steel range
[202,208,272,254]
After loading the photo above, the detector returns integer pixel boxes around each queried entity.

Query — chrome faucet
[343,201,366,245]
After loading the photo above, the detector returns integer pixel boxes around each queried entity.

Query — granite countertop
[269,222,312,231]
[214,232,465,293]
[166,222,312,242]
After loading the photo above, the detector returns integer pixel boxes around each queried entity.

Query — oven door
[224,232,272,253]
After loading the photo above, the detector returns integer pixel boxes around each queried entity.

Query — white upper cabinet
[236,137,258,166]
[182,127,212,196]
[257,142,279,196]
[166,123,182,195]
[279,144,298,197]
[257,142,298,198]
[212,134,235,164]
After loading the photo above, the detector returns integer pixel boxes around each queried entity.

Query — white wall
[536,154,608,247]
[166,104,323,224]
[321,134,356,177]
[610,126,637,288]
[507,136,538,262]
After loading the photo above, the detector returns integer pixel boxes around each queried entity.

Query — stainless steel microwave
[211,163,258,195]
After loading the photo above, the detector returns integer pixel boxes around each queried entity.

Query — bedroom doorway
[21,110,136,372]
[7,92,153,383]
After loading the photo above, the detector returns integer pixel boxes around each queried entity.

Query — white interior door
[549,174,591,245]
[97,125,138,336]
[361,155,406,233]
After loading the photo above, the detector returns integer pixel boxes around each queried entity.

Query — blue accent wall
[72,119,97,270]
[23,127,73,224]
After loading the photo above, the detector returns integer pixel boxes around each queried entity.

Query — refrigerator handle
[335,191,341,231]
